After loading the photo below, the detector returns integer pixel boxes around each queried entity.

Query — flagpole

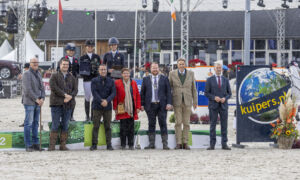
[133,2,138,78]
[56,1,59,68]
[171,17,174,71]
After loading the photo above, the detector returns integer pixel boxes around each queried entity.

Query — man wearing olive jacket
[49,58,78,151]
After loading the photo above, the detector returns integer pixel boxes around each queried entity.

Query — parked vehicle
[0,60,21,79]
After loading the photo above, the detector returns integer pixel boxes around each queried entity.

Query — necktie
[154,76,158,102]
[218,76,221,88]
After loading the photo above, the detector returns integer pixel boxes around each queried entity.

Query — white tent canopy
[1,32,45,62]
[0,39,13,58]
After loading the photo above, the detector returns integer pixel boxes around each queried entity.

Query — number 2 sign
[0,134,12,148]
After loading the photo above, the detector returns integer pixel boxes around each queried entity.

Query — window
[219,40,230,50]
[255,40,265,50]
[269,53,277,65]
[199,50,206,61]
[268,40,277,50]
[221,52,228,65]
[250,52,254,65]
[292,52,300,62]
[284,40,290,50]
[232,40,242,50]
[292,40,300,49]
[232,51,242,63]
[209,53,217,66]
[255,52,266,65]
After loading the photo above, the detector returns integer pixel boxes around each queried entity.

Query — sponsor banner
[187,66,215,117]
[0,134,12,149]
[236,66,291,143]
[0,121,221,150]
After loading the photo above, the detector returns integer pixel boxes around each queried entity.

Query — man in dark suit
[205,60,232,150]
[141,62,172,150]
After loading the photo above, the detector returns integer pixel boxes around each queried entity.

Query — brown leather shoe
[175,144,182,150]
[183,143,190,150]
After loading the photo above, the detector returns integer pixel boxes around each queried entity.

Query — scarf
[123,79,133,117]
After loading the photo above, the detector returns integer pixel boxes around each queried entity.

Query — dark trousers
[92,109,112,145]
[209,107,228,147]
[120,118,134,147]
[146,103,168,135]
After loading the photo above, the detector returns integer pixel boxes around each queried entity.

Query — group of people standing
[21,36,232,152]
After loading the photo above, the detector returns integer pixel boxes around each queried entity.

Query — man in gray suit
[205,60,232,150]
[169,58,197,150]
[22,57,45,152]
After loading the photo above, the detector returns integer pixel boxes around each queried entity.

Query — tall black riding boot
[70,107,75,121]
[85,100,90,121]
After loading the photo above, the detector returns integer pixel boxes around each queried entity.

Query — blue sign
[196,81,208,106]
[134,79,143,93]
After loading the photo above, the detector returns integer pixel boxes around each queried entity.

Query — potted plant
[169,113,175,123]
[190,113,199,124]
[270,89,299,149]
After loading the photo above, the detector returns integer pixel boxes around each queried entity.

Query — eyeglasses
[30,62,39,64]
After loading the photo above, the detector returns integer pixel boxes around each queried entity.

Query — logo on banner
[238,68,290,124]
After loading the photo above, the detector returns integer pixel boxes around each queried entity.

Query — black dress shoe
[222,145,231,150]
[19,123,24,127]
[121,146,126,150]
[107,145,114,151]
[90,145,97,151]
[26,147,33,152]
[206,146,215,150]
[129,146,134,150]
[32,144,45,151]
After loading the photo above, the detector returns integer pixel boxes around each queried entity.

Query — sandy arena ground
[0,96,300,179]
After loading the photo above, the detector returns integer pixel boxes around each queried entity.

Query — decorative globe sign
[238,68,290,124]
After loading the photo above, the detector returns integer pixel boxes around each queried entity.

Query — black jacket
[140,74,172,111]
[103,51,125,76]
[91,76,116,110]
[204,75,232,110]
[79,53,101,82]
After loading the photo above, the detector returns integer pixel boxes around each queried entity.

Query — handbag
[117,103,125,114]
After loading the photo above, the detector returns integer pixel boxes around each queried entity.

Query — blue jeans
[51,106,72,132]
[24,105,40,148]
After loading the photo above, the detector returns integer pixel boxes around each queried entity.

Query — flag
[58,0,63,24]
[170,0,176,21]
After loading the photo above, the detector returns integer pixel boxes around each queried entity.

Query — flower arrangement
[190,113,199,124]
[270,89,299,149]
[199,114,220,124]
[228,61,243,72]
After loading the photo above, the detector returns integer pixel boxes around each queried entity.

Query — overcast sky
[24,0,300,12]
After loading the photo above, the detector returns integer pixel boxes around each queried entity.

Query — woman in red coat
[113,68,141,150]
